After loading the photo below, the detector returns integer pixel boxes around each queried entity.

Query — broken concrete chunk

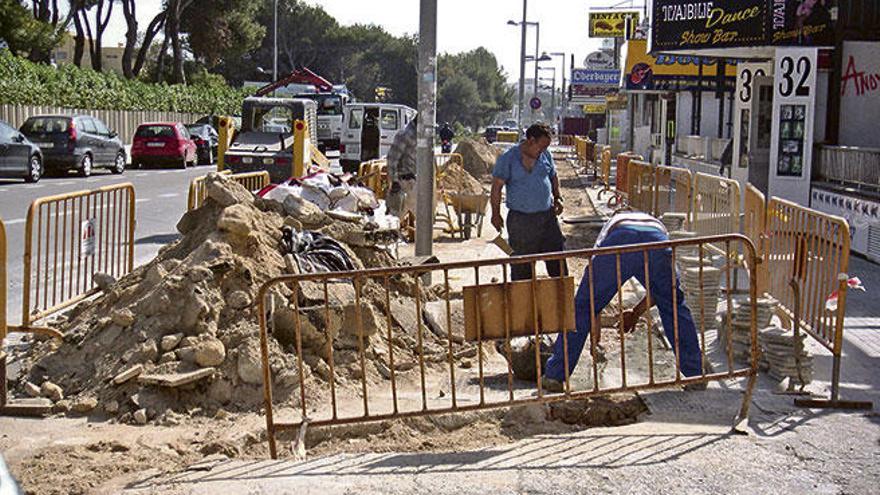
[205,173,254,207]
[112,364,144,385]
[40,381,64,402]
[71,396,98,414]
[217,204,254,237]
[227,290,252,311]
[93,272,117,291]
[194,337,226,367]
[111,309,135,328]
[237,340,264,385]
[161,333,184,352]
[134,408,148,425]
[138,368,216,388]
[24,382,41,398]
[104,400,119,415]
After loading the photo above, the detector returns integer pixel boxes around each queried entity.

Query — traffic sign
[529,97,542,110]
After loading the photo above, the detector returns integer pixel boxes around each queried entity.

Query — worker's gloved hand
[491,212,504,232]
[390,181,401,193]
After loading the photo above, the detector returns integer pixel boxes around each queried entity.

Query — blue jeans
[544,226,703,380]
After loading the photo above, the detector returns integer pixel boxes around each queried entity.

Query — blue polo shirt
[492,144,556,214]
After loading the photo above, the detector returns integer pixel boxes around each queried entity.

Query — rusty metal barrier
[743,184,768,295]
[691,172,741,243]
[187,171,270,210]
[763,198,872,410]
[595,146,613,198]
[625,160,655,213]
[20,184,136,330]
[613,152,643,206]
[653,165,693,222]
[256,234,760,458]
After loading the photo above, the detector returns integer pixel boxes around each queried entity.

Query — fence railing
[0,104,200,146]
[654,164,694,222]
[691,172,741,241]
[256,234,760,458]
[187,171,270,210]
[813,144,880,191]
[21,184,136,329]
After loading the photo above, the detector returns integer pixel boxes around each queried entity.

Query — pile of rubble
[12,173,471,424]
[721,296,777,362]
[759,326,813,385]
[456,138,503,179]
[438,158,486,196]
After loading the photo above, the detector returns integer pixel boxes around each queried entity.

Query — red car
[131,122,198,169]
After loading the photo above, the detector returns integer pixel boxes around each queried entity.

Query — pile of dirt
[438,159,486,196]
[12,173,471,424]
[456,138,503,179]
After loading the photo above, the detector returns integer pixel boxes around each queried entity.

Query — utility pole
[416,0,437,258]
[518,1,527,129]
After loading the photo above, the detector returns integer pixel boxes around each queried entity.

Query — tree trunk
[72,6,85,67]
[133,12,166,79]
[156,32,169,83]
[121,0,137,78]
[91,0,114,73]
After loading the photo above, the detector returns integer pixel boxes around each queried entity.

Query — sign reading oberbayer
[571,69,620,97]
[589,10,640,38]
[649,0,835,51]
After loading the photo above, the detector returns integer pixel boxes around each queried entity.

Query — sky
[101,1,645,87]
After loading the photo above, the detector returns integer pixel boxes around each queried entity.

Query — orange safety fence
[653,165,693,222]
[256,234,761,458]
[21,184,136,330]
[187,171,271,210]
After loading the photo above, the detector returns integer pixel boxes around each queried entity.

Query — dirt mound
[456,138,503,179]
[438,159,486,196]
[12,173,470,424]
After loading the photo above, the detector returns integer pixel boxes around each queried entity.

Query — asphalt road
[1,164,214,326]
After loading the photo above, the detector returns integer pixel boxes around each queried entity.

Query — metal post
[518,0,527,129]
[533,23,540,119]
[273,0,278,82]
[416,0,437,259]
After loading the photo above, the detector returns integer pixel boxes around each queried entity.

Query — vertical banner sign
[81,218,97,258]
[769,47,817,206]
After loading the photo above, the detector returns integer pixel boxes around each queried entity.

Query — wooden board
[463,276,576,342]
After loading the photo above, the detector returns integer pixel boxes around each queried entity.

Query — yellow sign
[588,10,640,38]
[605,94,628,110]
[622,39,737,84]
[583,103,607,114]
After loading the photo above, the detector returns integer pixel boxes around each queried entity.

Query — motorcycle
[441,139,452,153]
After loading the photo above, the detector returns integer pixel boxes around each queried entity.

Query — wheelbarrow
[446,193,490,240]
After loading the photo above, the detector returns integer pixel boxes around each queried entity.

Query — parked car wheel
[111,152,126,174]
[79,153,93,177]
[25,154,43,183]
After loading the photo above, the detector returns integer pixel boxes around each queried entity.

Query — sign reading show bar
[649,0,835,51]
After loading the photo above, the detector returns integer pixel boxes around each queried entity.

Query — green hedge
[0,50,250,115]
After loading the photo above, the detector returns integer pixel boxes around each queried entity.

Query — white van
[339,103,417,173]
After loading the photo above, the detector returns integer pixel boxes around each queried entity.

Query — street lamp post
[539,67,556,123]
[549,52,566,116]
[508,18,540,125]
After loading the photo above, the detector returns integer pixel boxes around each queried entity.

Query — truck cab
[223,97,318,183]
[339,103,417,174]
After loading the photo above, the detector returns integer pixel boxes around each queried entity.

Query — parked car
[19,114,125,177]
[131,122,198,169]
[0,119,43,182]
[185,123,219,165]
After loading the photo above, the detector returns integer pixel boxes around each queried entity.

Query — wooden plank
[137,368,216,388]
[463,276,575,341]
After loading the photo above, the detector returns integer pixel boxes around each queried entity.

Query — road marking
[135,173,149,177]
[135,198,151,203]
[27,184,45,189]
[54,181,75,186]
[3,218,26,225]
[158,193,180,198]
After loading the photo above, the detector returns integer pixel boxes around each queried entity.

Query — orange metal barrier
[743,184,767,294]
[763,198,870,409]
[625,160,655,213]
[256,234,760,458]
[21,184,136,330]
[615,152,643,197]
[188,171,270,210]
[358,159,389,200]
[595,145,613,198]
[653,165,693,222]
[691,172,741,241]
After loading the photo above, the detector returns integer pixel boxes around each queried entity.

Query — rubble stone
[237,340,264,385]
[227,290,252,310]
[133,408,148,425]
[217,204,254,237]
[111,309,135,328]
[205,173,254,207]
[194,337,226,367]
[161,333,184,352]
[24,382,41,398]
[71,397,98,414]
[40,381,63,402]
[93,272,117,291]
